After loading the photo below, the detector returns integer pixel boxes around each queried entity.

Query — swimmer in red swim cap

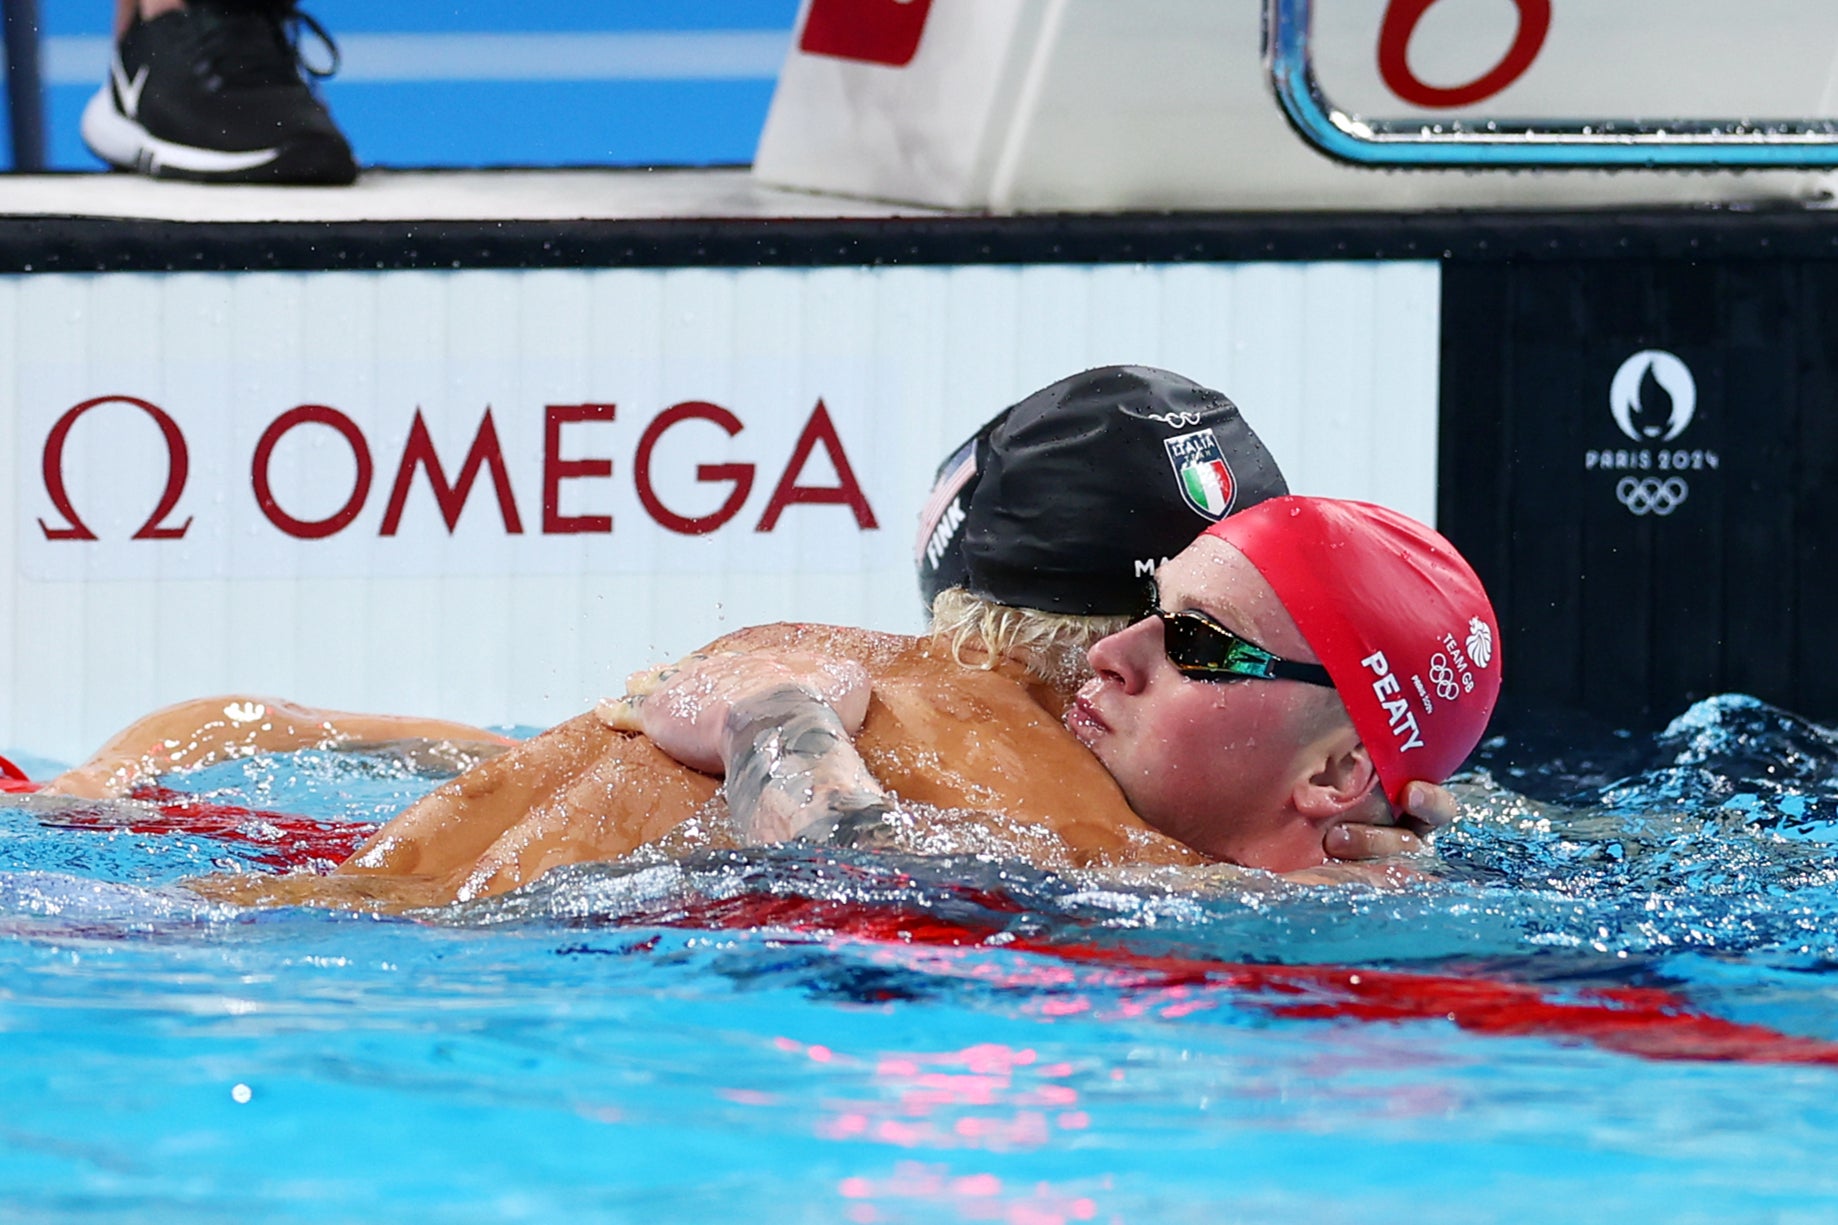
[639,495,1499,877]
[1068,497,1501,871]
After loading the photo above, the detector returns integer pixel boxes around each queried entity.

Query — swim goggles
[1143,583,1335,689]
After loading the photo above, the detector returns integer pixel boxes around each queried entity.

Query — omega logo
[39,396,194,540]
[36,396,879,543]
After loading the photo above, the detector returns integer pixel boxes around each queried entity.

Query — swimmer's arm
[633,652,897,848]
[718,687,899,849]
[41,695,513,799]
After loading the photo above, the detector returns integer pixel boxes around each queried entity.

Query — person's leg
[86,0,357,184]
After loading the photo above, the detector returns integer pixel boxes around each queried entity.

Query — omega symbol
[38,395,193,541]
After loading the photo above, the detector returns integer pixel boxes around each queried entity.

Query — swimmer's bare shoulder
[585,620,1203,871]
[773,630,1204,869]
[696,622,919,672]
[639,640,1213,868]
[274,620,1190,910]
[333,711,719,898]
[334,625,905,897]
[654,625,1207,871]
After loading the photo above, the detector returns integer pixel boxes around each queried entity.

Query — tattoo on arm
[721,686,897,849]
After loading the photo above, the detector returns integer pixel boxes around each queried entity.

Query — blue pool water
[5,694,1838,1222]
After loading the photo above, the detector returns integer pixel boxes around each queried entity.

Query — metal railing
[1265,0,1838,167]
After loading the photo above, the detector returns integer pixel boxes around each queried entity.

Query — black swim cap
[913,365,1289,616]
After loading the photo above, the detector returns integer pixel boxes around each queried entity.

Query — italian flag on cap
[1181,460,1233,518]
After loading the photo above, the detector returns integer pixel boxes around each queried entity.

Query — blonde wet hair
[927,587,1134,686]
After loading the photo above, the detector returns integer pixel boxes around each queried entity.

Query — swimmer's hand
[595,652,717,733]
[597,649,816,736]
[1322,780,1457,862]
[632,651,872,776]
[630,651,888,846]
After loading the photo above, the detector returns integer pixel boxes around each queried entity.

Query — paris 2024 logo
[1583,350,1720,518]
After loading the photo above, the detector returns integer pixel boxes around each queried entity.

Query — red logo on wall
[38,395,193,540]
[1378,0,1550,109]
[799,0,933,67]
[36,397,879,543]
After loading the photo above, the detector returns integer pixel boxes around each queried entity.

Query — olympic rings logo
[1429,653,1461,701]
[1615,476,1689,516]
[1138,411,1209,428]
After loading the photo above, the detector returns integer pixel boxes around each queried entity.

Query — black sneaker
[81,1,356,185]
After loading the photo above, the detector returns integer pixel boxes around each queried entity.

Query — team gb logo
[1465,618,1494,669]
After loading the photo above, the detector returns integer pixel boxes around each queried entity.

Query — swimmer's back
[334,622,1197,905]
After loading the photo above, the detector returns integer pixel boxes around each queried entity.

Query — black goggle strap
[1156,607,1337,689]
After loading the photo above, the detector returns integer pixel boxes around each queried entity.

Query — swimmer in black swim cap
[916,365,1291,685]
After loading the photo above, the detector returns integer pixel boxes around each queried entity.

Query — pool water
[5,694,1838,1223]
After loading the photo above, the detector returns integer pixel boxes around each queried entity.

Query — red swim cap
[1205,497,1501,808]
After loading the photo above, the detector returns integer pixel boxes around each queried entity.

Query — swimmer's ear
[1293,737,1381,821]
